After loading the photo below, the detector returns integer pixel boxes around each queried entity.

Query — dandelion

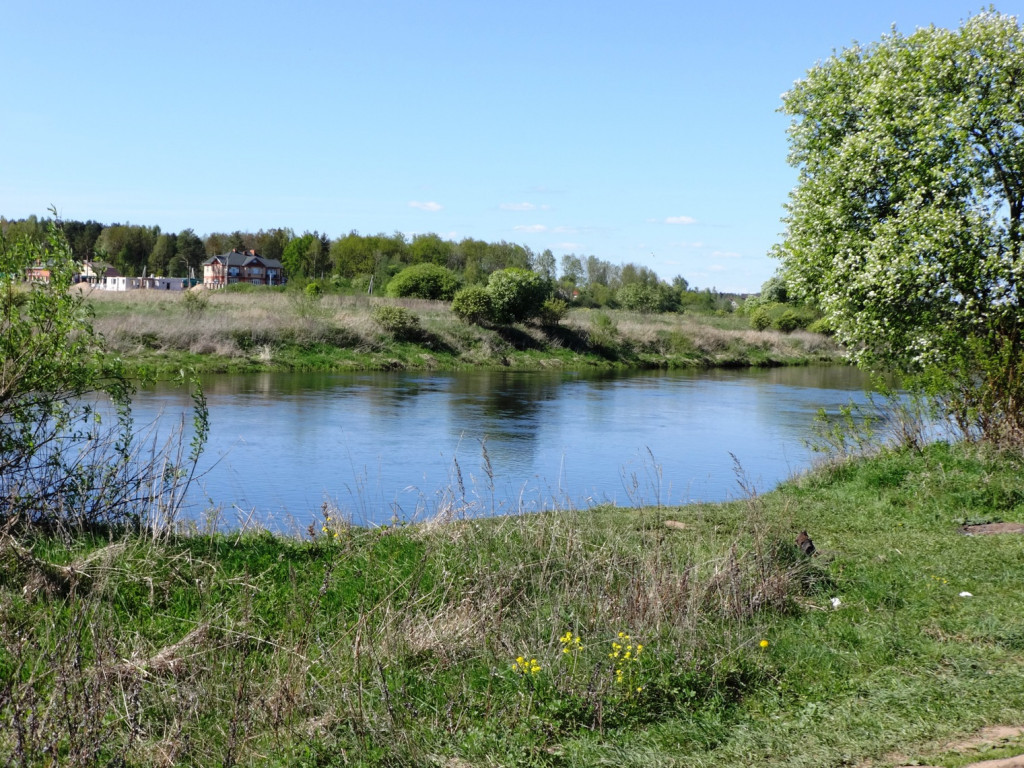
[759,639,769,649]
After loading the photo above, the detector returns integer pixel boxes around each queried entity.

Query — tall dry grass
[83,288,842,371]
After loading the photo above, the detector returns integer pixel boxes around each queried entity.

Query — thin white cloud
[409,201,443,212]
[501,202,536,211]
[514,224,548,232]
[665,215,698,225]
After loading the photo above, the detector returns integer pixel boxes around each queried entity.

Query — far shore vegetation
[3,210,836,378]
[82,285,842,377]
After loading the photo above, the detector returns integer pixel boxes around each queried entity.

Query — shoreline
[84,290,844,378]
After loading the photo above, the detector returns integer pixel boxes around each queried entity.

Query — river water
[130,366,873,529]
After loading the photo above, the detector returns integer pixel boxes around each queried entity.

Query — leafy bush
[775,309,802,333]
[387,263,462,301]
[182,288,208,316]
[538,297,568,327]
[749,303,817,332]
[304,282,323,299]
[1,220,206,529]
[371,304,421,339]
[487,268,551,323]
[749,307,772,331]
[588,312,619,352]
[807,316,835,336]
[617,283,665,313]
[451,285,494,324]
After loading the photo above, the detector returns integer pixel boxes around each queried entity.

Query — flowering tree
[776,11,1024,444]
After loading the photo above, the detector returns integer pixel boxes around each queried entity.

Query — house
[145,276,191,291]
[25,264,51,283]
[202,249,285,288]
[78,261,121,286]
[104,276,144,291]
[101,275,192,291]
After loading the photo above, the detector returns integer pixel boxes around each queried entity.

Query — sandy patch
[961,523,1024,535]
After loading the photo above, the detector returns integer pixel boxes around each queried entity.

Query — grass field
[81,287,842,376]
[3,440,1023,766]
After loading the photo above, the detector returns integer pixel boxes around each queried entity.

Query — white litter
[830,597,842,609]
[959,591,973,598]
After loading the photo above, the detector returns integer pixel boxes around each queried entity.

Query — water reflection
[132,366,874,527]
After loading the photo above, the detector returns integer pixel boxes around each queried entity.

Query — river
[129,366,874,529]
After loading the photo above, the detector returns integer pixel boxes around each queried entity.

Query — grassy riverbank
[3,441,1024,766]
[83,288,842,376]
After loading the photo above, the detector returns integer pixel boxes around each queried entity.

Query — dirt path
[880,726,1024,768]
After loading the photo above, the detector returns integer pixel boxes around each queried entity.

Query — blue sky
[2,1,1015,291]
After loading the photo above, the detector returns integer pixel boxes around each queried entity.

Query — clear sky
[1,1,1016,291]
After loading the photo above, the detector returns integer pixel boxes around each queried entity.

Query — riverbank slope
[3,441,1023,766]
[84,288,842,376]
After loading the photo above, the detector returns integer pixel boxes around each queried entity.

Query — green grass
[81,288,843,377]
[3,441,1023,766]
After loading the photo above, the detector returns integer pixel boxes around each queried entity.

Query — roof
[80,261,121,278]
[202,249,284,269]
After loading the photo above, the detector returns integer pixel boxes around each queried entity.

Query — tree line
[0,214,737,313]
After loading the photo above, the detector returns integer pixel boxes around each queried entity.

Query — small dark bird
[795,530,816,557]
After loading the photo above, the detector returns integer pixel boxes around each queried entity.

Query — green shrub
[588,312,619,351]
[750,307,772,331]
[1,220,206,528]
[617,283,662,313]
[775,309,802,333]
[371,304,421,339]
[749,302,817,332]
[304,282,323,299]
[387,263,462,301]
[451,285,494,324]
[487,268,551,324]
[807,316,835,335]
[182,288,208,317]
[538,297,568,327]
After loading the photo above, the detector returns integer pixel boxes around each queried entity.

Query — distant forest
[1,213,739,312]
